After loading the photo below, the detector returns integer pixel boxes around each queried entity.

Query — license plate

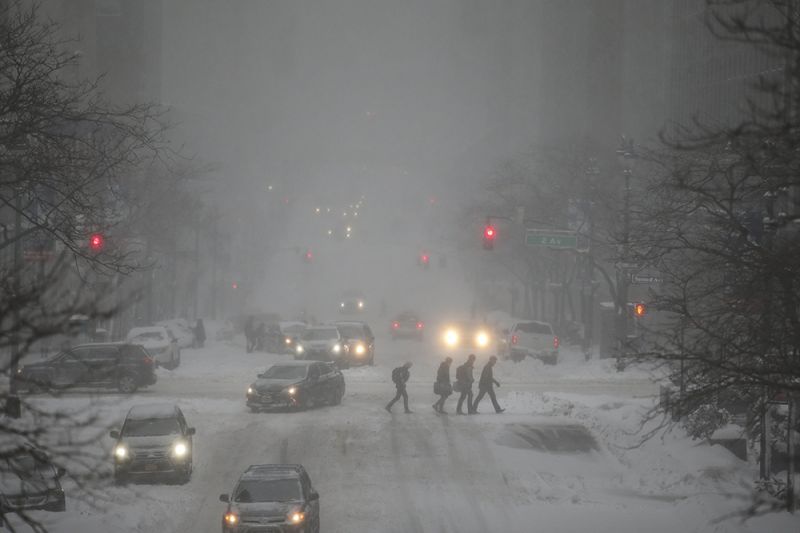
[144,463,159,472]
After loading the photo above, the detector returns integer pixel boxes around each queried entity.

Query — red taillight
[553,336,559,349]
[143,356,154,365]
[416,322,423,329]
[392,322,400,329]
[511,335,518,345]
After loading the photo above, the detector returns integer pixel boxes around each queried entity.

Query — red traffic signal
[419,252,430,269]
[482,224,496,250]
[89,233,104,252]
[304,249,313,263]
[634,303,646,317]
[232,282,239,290]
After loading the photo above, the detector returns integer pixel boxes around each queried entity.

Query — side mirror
[219,493,229,503]
[186,427,196,436]
[56,467,66,478]
[308,491,319,501]
[109,430,120,439]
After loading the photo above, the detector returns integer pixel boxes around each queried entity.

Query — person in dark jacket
[386,362,413,413]
[472,356,505,413]
[255,322,266,351]
[433,357,453,413]
[455,354,476,415]
[244,317,255,353]
[193,319,206,348]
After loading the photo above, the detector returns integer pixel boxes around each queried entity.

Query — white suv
[507,320,559,364]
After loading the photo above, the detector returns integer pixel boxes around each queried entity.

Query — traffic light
[231,282,239,290]
[634,303,646,317]
[88,233,104,252]
[304,249,313,263]
[419,252,430,269]
[482,224,496,250]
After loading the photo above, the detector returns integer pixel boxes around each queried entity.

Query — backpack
[391,367,404,385]
[455,364,466,383]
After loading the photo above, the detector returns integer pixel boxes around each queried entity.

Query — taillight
[511,335,518,345]
[143,356,154,365]
[392,322,399,329]
[553,336,559,349]
[416,322,423,329]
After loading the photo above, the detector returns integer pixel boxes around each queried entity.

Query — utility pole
[615,137,635,371]
[582,159,600,359]
[9,190,22,400]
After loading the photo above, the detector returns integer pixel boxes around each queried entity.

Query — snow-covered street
[12,333,798,533]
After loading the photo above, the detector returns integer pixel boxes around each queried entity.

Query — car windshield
[123,417,180,437]
[337,325,363,338]
[262,365,307,380]
[303,329,338,341]
[4,454,52,476]
[234,478,302,503]
[129,331,165,342]
[282,325,305,336]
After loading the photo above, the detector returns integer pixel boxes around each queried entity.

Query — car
[390,311,424,340]
[126,326,181,369]
[0,447,66,513]
[294,326,345,364]
[439,321,494,352]
[279,321,307,354]
[507,320,559,364]
[155,319,195,349]
[246,361,345,411]
[15,343,157,394]
[338,289,366,314]
[334,321,375,366]
[110,403,195,484]
[220,464,320,533]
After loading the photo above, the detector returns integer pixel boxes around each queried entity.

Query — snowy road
[20,335,798,532]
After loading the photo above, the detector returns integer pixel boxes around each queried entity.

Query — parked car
[155,319,195,349]
[0,447,66,513]
[294,326,344,364]
[15,343,157,394]
[507,320,559,364]
[390,311,424,341]
[110,403,195,484]
[126,326,181,369]
[334,321,375,366]
[246,361,345,412]
[220,464,320,533]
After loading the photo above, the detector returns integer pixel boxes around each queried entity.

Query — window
[308,365,320,381]
[515,322,552,335]
[234,478,302,503]
[262,365,308,380]
[123,417,180,437]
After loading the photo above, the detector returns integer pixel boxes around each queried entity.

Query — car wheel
[117,374,138,394]
[178,465,192,484]
[114,473,128,486]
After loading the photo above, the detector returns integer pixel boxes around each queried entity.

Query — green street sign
[525,230,578,249]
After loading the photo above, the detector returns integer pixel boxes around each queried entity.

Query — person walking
[193,319,206,348]
[244,317,255,353]
[472,356,505,413]
[433,357,453,413]
[255,322,266,352]
[386,362,413,413]
[455,354,476,415]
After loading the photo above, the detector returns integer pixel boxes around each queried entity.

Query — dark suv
[15,343,157,394]
[335,321,375,366]
[110,403,195,484]
[246,361,345,412]
[220,464,320,533]
[0,447,66,513]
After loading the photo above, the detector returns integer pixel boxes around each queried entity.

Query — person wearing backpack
[472,355,505,413]
[455,354,476,415]
[386,362,413,413]
[432,357,453,413]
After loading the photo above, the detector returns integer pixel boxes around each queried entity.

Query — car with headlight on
[246,361,344,411]
[0,446,66,513]
[338,289,366,314]
[390,311,424,340]
[439,321,494,352]
[278,321,307,354]
[334,321,375,366]
[294,326,345,363]
[110,403,195,484]
[220,464,320,533]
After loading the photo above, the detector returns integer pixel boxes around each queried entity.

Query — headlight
[332,344,341,354]
[114,444,128,460]
[357,301,364,309]
[475,331,490,348]
[285,337,292,345]
[340,302,345,308]
[443,328,459,347]
[286,386,297,395]
[247,386,254,395]
[287,510,305,524]
[224,512,239,526]
[296,345,304,354]
[355,344,366,355]
[172,441,188,458]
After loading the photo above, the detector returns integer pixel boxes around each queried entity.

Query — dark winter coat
[478,364,499,390]
[195,320,206,343]
[436,363,451,384]
[455,362,474,385]
[392,366,410,388]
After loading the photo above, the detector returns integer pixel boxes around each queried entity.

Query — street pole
[615,139,634,371]
[788,395,795,512]
[9,190,22,399]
